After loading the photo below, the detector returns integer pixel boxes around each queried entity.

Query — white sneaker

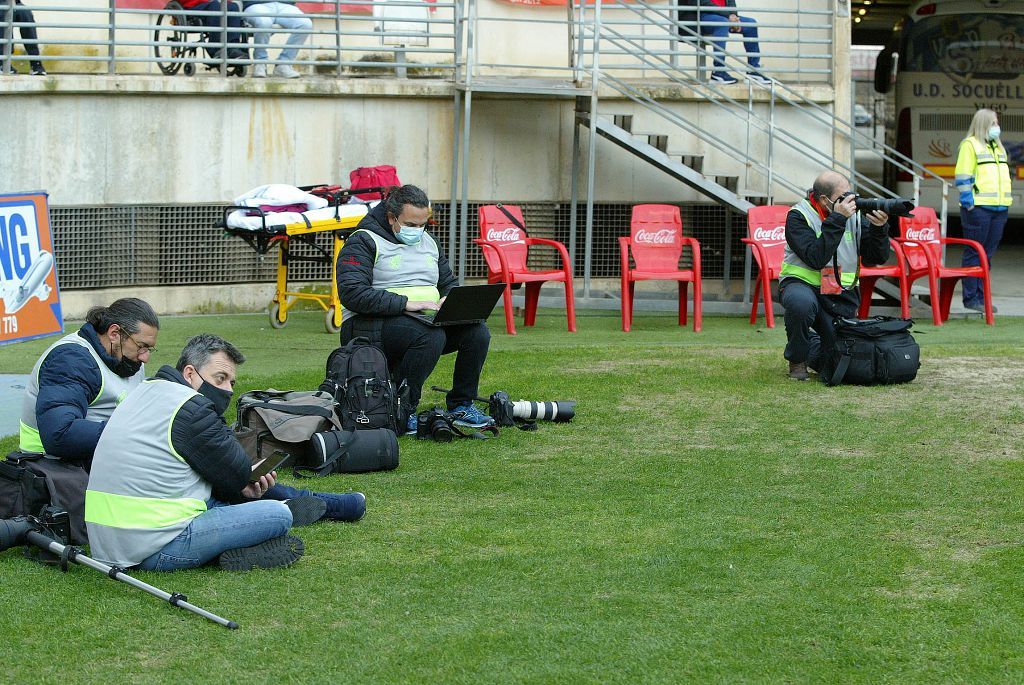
[273,64,300,79]
[253,63,267,78]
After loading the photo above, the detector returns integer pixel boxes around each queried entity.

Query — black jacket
[783,207,891,309]
[156,366,251,504]
[336,202,459,317]
[35,323,137,465]
[677,0,737,30]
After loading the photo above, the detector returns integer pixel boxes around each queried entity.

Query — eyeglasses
[125,331,157,354]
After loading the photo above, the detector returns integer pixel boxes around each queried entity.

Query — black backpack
[321,337,407,433]
[821,316,921,387]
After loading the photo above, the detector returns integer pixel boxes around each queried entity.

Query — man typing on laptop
[336,184,495,434]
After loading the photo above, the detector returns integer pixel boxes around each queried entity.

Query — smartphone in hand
[249,451,289,482]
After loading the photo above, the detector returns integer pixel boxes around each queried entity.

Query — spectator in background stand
[177,0,248,62]
[1,0,46,75]
[676,0,768,85]
[243,0,311,79]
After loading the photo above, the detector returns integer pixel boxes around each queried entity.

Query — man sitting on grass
[84,334,363,572]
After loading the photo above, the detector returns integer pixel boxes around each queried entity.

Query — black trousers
[1,1,43,69]
[342,315,490,411]
[779,279,858,371]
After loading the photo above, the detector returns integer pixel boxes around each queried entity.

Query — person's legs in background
[270,3,310,71]
[698,12,733,83]
[959,205,1003,309]
[6,1,45,74]
[195,0,245,59]
[135,499,295,571]
[242,8,274,74]
[737,15,768,82]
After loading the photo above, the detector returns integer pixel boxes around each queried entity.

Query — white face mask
[988,125,1001,141]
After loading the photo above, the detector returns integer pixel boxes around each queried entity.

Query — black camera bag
[821,316,920,387]
[322,337,407,433]
[0,452,89,545]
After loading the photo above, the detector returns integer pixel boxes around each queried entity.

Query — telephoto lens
[853,196,915,218]
[510,400,576,423]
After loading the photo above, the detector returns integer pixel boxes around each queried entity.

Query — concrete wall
[2,76,837,206]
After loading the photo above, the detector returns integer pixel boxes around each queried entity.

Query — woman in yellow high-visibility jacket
[954,108,1012,312]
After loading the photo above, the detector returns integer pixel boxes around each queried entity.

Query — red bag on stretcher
[349,166,401,201]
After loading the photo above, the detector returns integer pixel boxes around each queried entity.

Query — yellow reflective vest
[955,136,1012,208]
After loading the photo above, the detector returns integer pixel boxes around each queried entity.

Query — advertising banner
[0,192,63,346]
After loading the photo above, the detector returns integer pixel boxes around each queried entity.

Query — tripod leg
[25,531,239,629]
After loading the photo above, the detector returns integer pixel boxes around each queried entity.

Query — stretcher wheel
[269,303,287,329]
[325,307,341,334]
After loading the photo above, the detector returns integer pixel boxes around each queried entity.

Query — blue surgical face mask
[397,225,425,245]
[989,125,1001,141]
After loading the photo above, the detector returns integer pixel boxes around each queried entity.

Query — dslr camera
[837,192,915,218]
[416,408,455,443]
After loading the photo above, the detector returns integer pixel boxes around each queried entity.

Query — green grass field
[1,310,1022,683]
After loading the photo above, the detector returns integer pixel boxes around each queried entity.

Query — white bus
[874,0,1024,217]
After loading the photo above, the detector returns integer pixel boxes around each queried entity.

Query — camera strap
[829,215,862,293]
[495,203,526,231]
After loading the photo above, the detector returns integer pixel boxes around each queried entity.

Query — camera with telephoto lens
[416,408,454,443]
[837,192,916,218]
[487,391,576,426]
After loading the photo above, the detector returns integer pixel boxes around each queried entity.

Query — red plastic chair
[742,205,790,328]
[475,204,576,336]
[857,238,911,319]
[619,204,702,332]
[896,207,994,326]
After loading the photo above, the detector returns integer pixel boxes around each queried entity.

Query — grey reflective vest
[342,229,441,323]
[779,199,862,289]
[19,332,144,454]
[85,379,210,567]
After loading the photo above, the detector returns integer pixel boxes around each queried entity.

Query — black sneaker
[218,534,304,571]
[285,496,327,527]
[30,63,46,76]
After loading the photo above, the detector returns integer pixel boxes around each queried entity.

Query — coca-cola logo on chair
[486,227,523,243]
[905,227,936,241]
[752,225,786,245]
[634,229,676,245]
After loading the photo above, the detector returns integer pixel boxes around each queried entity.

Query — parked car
[853,104,873,127]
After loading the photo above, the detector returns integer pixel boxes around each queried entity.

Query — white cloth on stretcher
[225,184,374,231]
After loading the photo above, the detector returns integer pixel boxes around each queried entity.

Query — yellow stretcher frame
[221,203,368,334]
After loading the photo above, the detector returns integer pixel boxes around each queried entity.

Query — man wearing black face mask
[19,297,160,467]
[85,333,366,572]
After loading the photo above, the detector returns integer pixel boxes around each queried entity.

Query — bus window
[902,14,1024,79]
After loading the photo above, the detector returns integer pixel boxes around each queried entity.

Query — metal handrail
[574,0,950,229]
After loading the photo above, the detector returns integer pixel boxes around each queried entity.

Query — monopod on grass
[0,513,239,630]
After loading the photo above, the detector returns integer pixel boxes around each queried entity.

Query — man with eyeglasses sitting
[19,298,160,467]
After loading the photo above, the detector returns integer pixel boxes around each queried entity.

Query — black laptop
[404,284,505,327]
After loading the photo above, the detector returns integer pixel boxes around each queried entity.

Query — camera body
[416,408,454,442]
[836,192,916,218]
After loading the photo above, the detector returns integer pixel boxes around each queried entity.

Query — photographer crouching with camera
[780,170,893,381]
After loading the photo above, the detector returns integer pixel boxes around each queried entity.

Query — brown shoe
[788,361,809,381]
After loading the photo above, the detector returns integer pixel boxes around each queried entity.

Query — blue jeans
[265,483,366,521]
[960,206,1007,305]
[135,498,292,571]
[243,3,311,63]
[700,13,761,72]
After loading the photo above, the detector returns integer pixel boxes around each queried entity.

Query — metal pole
[569,108,582,278]
[2,1,15,74]
[458,88,472,282]
[449,88,462,266]
[25,531,238,630]
[335,0,342,76]
[766,83,775,204]
[583,0,601,298]
[219,1,228,76]
[108,0,117,74]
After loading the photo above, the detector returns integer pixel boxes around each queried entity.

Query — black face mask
[195,372,233,417]
[109,341,143,378]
